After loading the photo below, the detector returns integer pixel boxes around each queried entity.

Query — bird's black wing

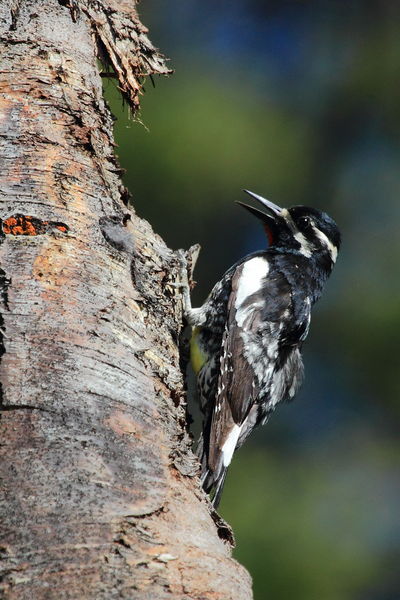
[204,260,291,498]
[202,256,311,506]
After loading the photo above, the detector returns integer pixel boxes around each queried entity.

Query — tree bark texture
[0,1,252,599]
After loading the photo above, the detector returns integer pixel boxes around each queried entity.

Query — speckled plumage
[184,192,341,507]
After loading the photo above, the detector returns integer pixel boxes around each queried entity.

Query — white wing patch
[234,257,268,327]
[222,423,243,467]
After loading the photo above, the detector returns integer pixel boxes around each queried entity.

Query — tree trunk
[0,1,252,598]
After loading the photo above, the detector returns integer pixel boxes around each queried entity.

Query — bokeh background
[103,2,400,599]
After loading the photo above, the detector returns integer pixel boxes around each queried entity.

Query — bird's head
[238,190,341,266]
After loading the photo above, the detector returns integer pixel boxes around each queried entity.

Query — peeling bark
[0,1,252,599]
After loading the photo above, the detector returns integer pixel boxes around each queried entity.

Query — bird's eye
[299,216,311,227]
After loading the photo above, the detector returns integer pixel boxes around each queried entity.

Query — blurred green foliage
[104,2,400,598]
[224,434,399,600]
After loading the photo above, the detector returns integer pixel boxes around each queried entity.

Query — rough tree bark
[0,1,253,599]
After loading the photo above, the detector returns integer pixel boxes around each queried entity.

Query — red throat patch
[264,224,274,246]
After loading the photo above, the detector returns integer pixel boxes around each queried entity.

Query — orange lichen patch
[2,214,68,236]
[3,215,39,235]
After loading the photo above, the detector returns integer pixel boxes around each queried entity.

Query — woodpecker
[181,190,341,507]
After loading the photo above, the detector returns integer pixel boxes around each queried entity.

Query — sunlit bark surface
[0,1,253,598]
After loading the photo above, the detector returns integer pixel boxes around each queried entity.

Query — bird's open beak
[237,190,283,221]
[237,190,285,245]
[240,190,282,216]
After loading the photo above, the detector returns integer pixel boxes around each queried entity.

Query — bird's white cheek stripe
[311,225,338,262]
[281,209,313,258]
[221,424,243,467]
[293,231,313,257]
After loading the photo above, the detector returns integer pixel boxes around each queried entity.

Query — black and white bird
[181,190,341,507]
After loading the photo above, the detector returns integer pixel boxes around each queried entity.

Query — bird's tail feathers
[197,435,228,509]
[196,411,229,508]
[201,464,228,509]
